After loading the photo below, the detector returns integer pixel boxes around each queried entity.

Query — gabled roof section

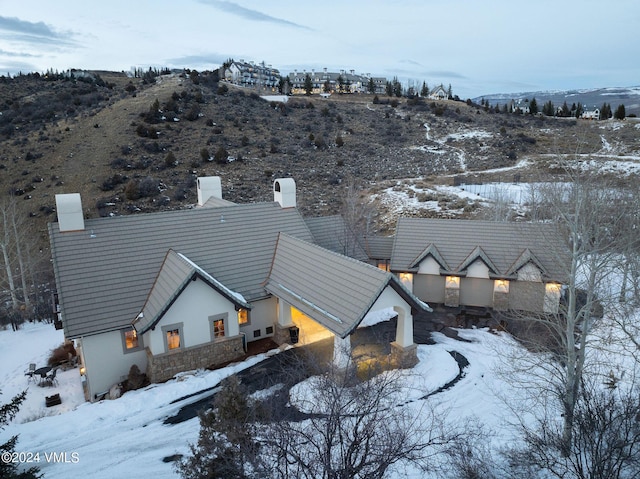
[391,218,568,281]
[49,202,313,338]
[304,215,368,261]
[201,196,236,208]
[265,233,428,339]
[457,246,499,276]
[364,235,395,261]
[505,248,548,277]
[133,250,250,335]
[409,243,450,271]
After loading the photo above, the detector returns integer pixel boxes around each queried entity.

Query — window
[237,308,249,325]
[265,326,274,335]
[209,313,228,341]
[213,319,225,338]
[121,328,142,353]
[377,260,390,272]
[253,329,261,338]
[161,323,184,352]
[445,275,460,289]
[494,279,510,293]
[166,329,181,350]
[124,329,139,349]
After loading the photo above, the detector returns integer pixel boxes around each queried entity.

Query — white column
[394,307,414,348]
[333,334,351,370]
[277,299,294,327]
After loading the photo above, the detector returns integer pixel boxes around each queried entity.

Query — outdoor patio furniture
[45,393,62,407]
[24,363,36,383]
[34,366,53,386]
[44,368,59,387]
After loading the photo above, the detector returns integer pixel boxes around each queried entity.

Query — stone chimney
[55,193,85,232]
[197,176,222,206]
[273,178,296,208]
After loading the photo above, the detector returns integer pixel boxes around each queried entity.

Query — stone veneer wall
[146,336,244,383]
[493,291,509,311]
[444,287,460,307]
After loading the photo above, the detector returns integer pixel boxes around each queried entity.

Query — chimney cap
[55,193,85,232]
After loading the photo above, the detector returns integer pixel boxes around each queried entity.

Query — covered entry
[265,233,431,368]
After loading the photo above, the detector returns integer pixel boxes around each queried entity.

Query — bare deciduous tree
[504,168,640,456]
[261,355,453,479]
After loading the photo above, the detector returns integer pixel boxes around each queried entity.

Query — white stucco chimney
[273,178,296,208]
[197,176,222,206]
[55,193,85,232]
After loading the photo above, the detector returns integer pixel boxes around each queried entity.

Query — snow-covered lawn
[1,311,637,478]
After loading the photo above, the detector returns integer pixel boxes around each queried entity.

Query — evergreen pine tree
[614,104,626,120]
[1,391,41,478]
[303,74,313,96]
[420,81,429,97]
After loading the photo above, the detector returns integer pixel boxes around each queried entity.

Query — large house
[49,178,426,401]
[389,218,568,314]
[222,60,281,91]
[49,178,568,402]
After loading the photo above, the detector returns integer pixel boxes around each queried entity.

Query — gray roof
[304,215,368,261]
[391,218,568,281]
[364,235,395,260]
[201,196,236,208]
[264,233,428,338]
[133,250,250,335]
[49,202,313,338]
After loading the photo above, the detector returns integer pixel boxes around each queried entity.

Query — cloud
[197,0,312,30]
[0,58,40,73]
[0,48,41,58]
[165,53,229,68]
[0,16,76,46]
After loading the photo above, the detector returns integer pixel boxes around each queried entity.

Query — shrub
[124,364,148,391]
[164,152,178,168]
[214,146,229,164]
[335,135,344,147]
[48,341,76,367]
[100,173,127,191]
[138,176,160,197]
[124,180,140,200]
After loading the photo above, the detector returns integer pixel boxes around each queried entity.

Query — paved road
[164,315,450,425]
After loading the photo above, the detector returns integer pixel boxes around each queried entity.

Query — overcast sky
[0,0,638,99]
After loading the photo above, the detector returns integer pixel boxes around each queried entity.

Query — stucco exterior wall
[81,330,147,401]
[459,278,494,307]
[414,274,446,303]
[240,296,277,341]
[145,278,238,355]
[466,260,490,279]
[417,256,440,275]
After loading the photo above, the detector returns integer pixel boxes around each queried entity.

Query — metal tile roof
[304,215,368,261]
[49,202,313,338]
[265,233,428,338]
[133,250,251,335]
[364,235,395,260]
[391,218,568,281]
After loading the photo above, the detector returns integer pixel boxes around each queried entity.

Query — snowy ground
[0,319,537,478]
[1,306,638,478]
